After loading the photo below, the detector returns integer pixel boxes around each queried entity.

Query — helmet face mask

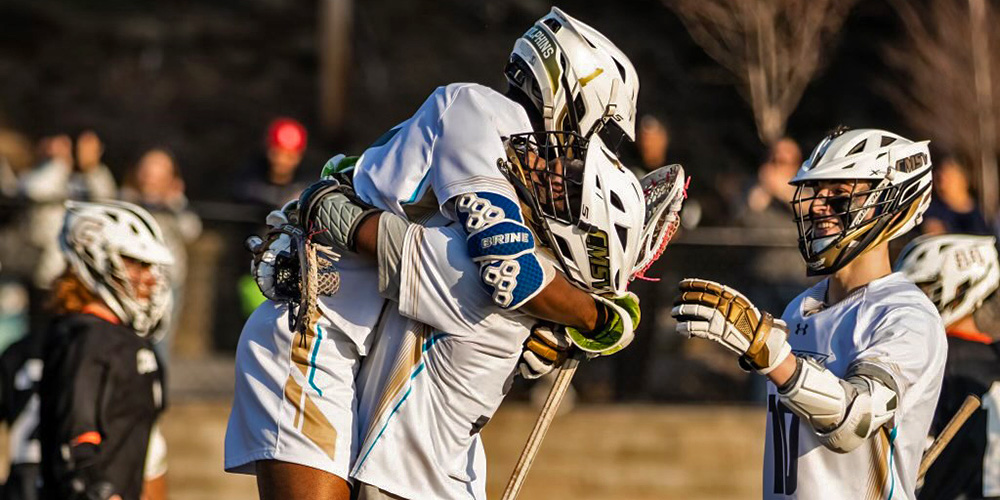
[504,131,589,232]
[501,132,645,295]
[789,128,933,275]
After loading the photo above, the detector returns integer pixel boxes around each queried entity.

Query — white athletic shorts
[224,301,359,481]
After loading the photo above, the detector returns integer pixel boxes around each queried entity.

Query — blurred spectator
[121,148,202,362]
[234,117,310,215]
[740,137,809,372]
[0,128,35,278]
[19,131,116,289]
[743,137,801,226]
[922,156,990,235]
[610,115,671,401]
[637,115,670,170]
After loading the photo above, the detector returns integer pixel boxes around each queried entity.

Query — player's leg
[256,460,351,500]
[225,301,359,495]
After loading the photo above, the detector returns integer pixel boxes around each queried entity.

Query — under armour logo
[794,323,809,336]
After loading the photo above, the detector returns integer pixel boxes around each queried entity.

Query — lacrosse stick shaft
[501,357,580,500]
[918,394,981,482]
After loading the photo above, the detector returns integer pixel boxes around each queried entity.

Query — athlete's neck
[828,242,891,304]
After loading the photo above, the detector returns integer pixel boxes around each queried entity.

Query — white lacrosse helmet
[790,127,933,275]
[502,132,645,295]
[894,234,1000,327]
[60,200,174,336]
[505,7,639,151]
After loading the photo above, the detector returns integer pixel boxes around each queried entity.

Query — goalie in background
[672,127,946,499]
[895,234,1000,499]
[36,201,172,500]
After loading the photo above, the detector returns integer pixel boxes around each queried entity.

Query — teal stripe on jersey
[887,426,898,499]
[308,326,324,396]
[354,331,445,470]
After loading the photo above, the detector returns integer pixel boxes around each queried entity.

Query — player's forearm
[353,212,380,257]
[521,274,599,331]
[765,353,799,387]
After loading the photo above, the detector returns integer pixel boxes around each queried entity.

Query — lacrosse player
[347,138,683,500]
[672,127,946,499]
[224,7,650,499]
[894,234,1000,500]
[37,201,172,500]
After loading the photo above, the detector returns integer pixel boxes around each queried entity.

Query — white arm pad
[778,357,899,453]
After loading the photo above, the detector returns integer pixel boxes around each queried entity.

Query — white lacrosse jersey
[351,82,532,221]
[351,221,535,500]
[319,82,531,355]
[764,273,946,500]
[227,83,535,484]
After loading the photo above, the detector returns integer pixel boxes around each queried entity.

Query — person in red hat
[235,118,310,216]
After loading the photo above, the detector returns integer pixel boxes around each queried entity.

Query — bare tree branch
[668,0,857,145]
[885,0,1000,220]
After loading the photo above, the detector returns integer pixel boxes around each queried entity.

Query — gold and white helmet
[894,234,1000,327]
[790,127,933,275]
[505,7,639,151]
[501,132,645,295]
[60,200,174,336]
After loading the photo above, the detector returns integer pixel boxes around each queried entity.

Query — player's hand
[247,204,303,302]
[518,322,573,379]
[565,292,640,356]
[671,278,791,374]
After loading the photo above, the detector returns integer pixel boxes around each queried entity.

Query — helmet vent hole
[880,136,897,147]
[610,191,624,212]
[613,58,627,81]
[615,223,629,250]
[840,162,856,170]
[553,234,573,260]
[581,35,598,49]
[573,93,586,120]
[543,18,562,33]
[847,140,867,156]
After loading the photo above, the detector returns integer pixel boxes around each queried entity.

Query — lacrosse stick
[917,394,981,484]
[501,355,580,500]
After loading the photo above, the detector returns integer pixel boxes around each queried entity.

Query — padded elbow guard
[778,358,899,453]
[455,192,553,309]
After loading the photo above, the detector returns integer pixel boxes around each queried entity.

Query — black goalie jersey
[38,313,165,500]
[919,332,1000,500]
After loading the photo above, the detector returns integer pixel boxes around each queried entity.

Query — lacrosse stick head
[632,164,687,281]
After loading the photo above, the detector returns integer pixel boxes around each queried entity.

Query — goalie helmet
[501,132,644,296]
[60,200,174,336]
[790,127,933,275]
[505,7,639,151]
[894,234,1000,328]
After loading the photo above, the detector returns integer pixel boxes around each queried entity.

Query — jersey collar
[81,304,122,325]
[946,329,993,344]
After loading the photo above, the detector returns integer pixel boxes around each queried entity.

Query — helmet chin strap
[810,234,838,256]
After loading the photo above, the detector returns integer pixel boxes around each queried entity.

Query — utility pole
[319,0,353,138]
[969,0,998,222]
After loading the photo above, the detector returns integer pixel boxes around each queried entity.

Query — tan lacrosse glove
[671,278,791,374]
[518,322,573,380]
